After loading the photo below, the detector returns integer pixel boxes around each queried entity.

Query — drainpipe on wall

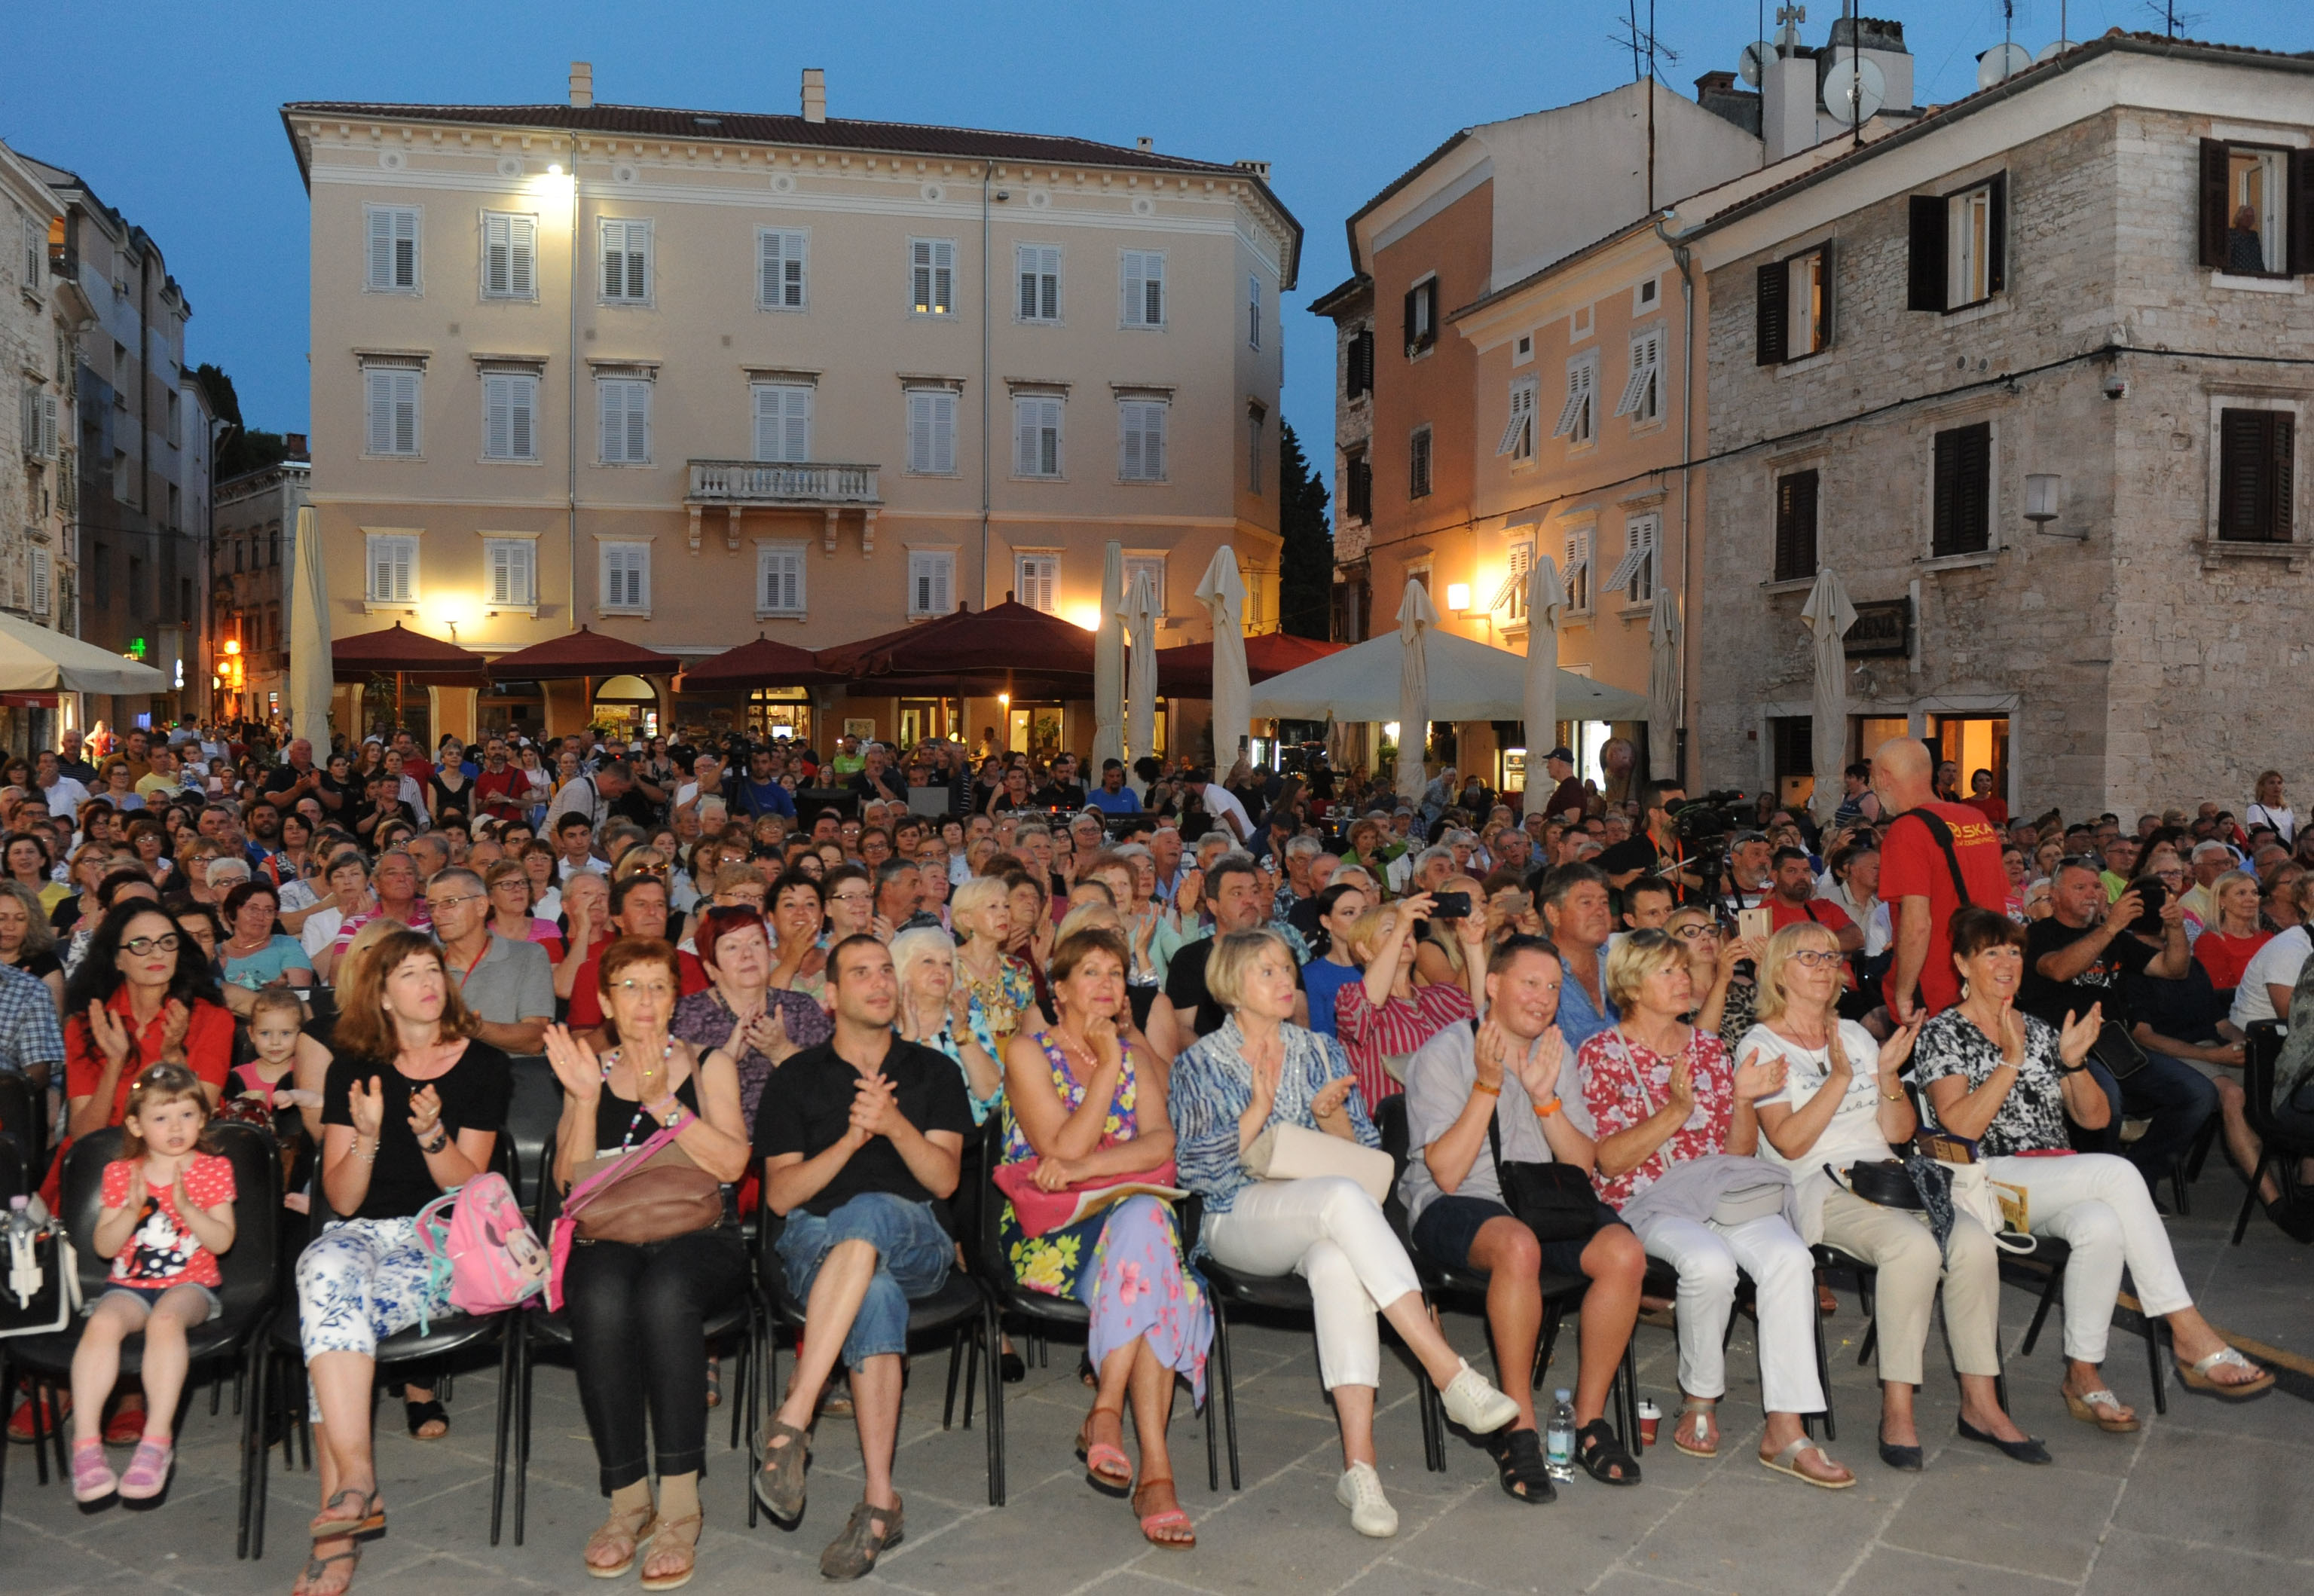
[1652,209,1697,783]
[979,161,993,612]
[567,154,582,644]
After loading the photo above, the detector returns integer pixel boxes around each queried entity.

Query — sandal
[1133,1476,1195,1549]
[310,1485,385,1540]
[818,1496,903,1581]
[1671,1396,1719,1458]
[1077,1407,1133,1497]
[1486,1426,1555,1504]
[2062,1384,2140,1433]
[638,1511,700,1591]
[754,1417,812,1524]
[2178,1346,2275,1400]
[71,1438,118,1505]
[103,1397,147,1448]
[704,1358,722,1411]
[292,1543,361,1596]
[1757,1437,1855,1490]
[1576,1417,1641,1485]
[402,1397,449,1441]
[583,1503,658,1579]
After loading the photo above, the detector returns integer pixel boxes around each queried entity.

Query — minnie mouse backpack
[413,1173,548,1328]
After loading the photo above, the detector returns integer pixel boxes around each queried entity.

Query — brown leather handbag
[570,1133,724,1245]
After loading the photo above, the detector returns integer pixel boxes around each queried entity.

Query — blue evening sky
[6,1,2303,503]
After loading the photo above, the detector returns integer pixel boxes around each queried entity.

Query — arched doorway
[591,673,662,740]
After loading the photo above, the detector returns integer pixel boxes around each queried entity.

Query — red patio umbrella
[485,625,683,680]
[331,622,489,725]
[818,600,1096,688]
[679,634,847,693]
[1155,632,1345,697]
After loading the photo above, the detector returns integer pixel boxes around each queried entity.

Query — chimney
[285,433,310,461]
[568,62,594,109]
[1136,136,1152,150]
[800,67,827,124]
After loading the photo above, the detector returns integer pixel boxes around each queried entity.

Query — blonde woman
[1332,894,1480,1111]
[1744,924,2043,1471]
[952,875,1038,1066]
[1411,874,1488,1003]
[2247,770,2294,845]
[1664,904,1763,1043]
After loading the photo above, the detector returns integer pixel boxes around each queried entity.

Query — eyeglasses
[1671,924,1720,940]
[426,894,485,913]
[830,891,872,904]
[1787,949,1844,969]
[612,980,675,999]
[121,934,182,955]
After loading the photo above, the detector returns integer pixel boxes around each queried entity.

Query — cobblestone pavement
[7,1157,2308,1596]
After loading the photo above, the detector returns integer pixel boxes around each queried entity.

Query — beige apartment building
[284,66,1299,753]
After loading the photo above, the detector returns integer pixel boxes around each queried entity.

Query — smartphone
[2129,878,2167,937]
[1429,890,1473,921]
[1737,906,1771,943]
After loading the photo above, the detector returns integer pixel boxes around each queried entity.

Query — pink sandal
[118,1437,173,1501]
[72,1439,118,1504]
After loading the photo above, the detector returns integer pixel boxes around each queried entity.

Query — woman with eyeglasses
[1574,927,1848,1487]
[59,899,234,1157]
[483,858,565,962]
[1661,905,1764,1043]
[1743,923,2042,1470]
[765,870,830,1001]
[676,903,827,1125]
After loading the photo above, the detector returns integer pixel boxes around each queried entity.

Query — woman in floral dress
[999,925,1210,1549]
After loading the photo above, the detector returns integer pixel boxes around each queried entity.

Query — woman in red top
[1963,770,2010,827]
[1333,893,1484,1110]
[2190,870,2270,1000]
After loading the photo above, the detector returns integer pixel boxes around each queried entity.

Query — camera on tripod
[1669,790,1750,842]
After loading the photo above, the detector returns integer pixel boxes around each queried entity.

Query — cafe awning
[0,611,168,697]
[1155,631,1345,697]
[1249,628,1650,724]
[332,622,488,681]
[679,634,847,692]
[818,601,1096,689]
[486,625,682,680]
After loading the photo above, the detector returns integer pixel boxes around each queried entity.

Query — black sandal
[402,1398,448,1441]
[1487,1426,1557,1504]
[1576,1418,1641,1486]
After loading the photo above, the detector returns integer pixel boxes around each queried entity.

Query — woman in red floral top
[1575,928,1851,1490]
[1332,893,1484,1109]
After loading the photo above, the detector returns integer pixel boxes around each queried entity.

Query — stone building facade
[1690,33,2314,820]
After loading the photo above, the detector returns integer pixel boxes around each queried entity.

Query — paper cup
[1637,1399,1661,1448]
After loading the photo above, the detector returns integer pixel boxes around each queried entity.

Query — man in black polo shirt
[750,934,972,1579]
[1148,855,1303,1058]
[1032,752,1087,811]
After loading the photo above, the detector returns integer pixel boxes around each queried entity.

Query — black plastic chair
[2232,1020,2314,1245]
[0,1122,282,1555]
[745,1178,1003,1523]
[255,1134,523,1558]
[500,1055,562,1212]
[507,1163,757,1545]
[2005,1234,2169,1416]
[1637,1245,1839,1442]
[0,1072,44,1184]
[1371,1096,1640,1469]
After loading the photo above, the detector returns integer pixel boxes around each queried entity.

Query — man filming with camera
[1597,779,1697,895]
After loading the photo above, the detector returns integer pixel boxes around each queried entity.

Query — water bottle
[1544,1389,1577,1481]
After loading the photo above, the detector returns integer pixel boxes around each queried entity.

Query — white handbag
[1243,1123,1395,1206]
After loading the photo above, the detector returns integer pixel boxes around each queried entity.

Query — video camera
[1669,790,1751,843]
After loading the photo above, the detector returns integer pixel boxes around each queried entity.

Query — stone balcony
[684,460,882,556]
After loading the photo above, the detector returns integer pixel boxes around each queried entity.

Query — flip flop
[1672,1397,1719,1459]
[292,1545,360,1596]
[2062,1385,2139,1432]
[2178,1346,2274,1400]
[1757,1437,1855,1490]
[310,1486,385,1540]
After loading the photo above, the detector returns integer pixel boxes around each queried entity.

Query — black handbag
[1833,1159,1927,1211]
[1486,1105,1603,1243]
[2087,1019,2151,1082]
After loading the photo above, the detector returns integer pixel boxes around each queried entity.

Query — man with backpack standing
[1873,739,2007,1023]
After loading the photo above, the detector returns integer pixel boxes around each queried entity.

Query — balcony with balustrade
[684,460,882,557]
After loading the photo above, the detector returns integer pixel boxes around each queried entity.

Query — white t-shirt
[40,775,90,816]
[2231,925,2312,1029]
[1200,784,1253,845]
[300,906,344,959]
[2245,803,2297,845]
[1744,1020,1895,1243]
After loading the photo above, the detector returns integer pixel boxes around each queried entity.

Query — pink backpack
[414,1173,548,1326]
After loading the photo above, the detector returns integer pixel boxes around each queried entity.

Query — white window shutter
[484,212,510,295]
[484,375,512,457]
[1551,378,1587,439]
[1015,399,1037,475]
[39,392,58,459]
[1496,385,1534,455]
[1121,252,1145,325]
[366,207,393,288]
[753,385,780,461]
[761,229,805,309]
[930,393,955,473]
[509,214,535,298]
[599,381,625,462]
[782,387,811,462]
[625,383,650,463]
[510,375,535,458]
[1145,405,1165,479]
[1120,403,1143,481]
[912,239,932,310]
[934,240,954,311]
[365,370,393,454]
[392,370,418,454]
[1144,253,1164,325]
[29,547,49,616]
[907,392,934,473]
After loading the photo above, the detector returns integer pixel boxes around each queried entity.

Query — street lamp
[1445,582,1472,613]
[2025,473,2080,538]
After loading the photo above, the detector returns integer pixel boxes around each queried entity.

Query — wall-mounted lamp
[2024,473,2081,538]
[1444,582,1471,613]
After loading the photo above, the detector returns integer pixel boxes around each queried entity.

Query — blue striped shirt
[1169,1016,1378,1227]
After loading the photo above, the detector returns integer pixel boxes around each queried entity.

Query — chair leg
[2145,1311,2169,1417]
[1812,1301,1836,1443]
[489,1324,515,1547]
[983,1306,1006,1507]
[2230,1157,2267,1245]
[943,1321,965,1429]
[1618,1335,1640,1448]
[2019,1267,2062,1357]
[1203,1363,1221,1493]
[514,1327,533,1547]
[211,1372,223,1417]
[961,1326,980,1431]
[1213,1303,1241,1491]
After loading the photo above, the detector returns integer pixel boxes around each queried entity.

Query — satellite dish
[2034,38,2076,63]
[1739,40,1771,87]
[1977,42,2031,90]
[1774,20,1804,50]
[1821,56,1887,123]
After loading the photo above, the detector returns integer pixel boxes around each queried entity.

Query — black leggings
[562,1226,747,1494]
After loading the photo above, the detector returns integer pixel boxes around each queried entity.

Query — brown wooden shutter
[1985,174,2007,296]
[1815,240,1836,350]
[2199,139,2233,270]
[1403,287,1418,351]
[1775,469,1820,581]
[1908,195,1947,311]
[1756,260,1787,365]
[2291,148,2314,276]
[2219,409,2295,543]
[1932,425,1992,555]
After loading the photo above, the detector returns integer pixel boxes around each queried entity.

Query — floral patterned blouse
[1912,1004,2069,1157]
[1576,1025,1738,1209]
[998,1029,1142,1296]
[960,949,1038,1062]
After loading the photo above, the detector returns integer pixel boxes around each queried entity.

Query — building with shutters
[1,140,78,750]
[283,65,1299,751]
[211,448,311,723]
[1308,77,1774,796]
[1687,30,2314,819]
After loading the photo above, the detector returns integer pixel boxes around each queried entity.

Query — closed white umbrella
[1125,566,1157,766]
[1090,541,1126,772]
[1194,546,1249,771]
[0,612,166,696]
[1522,551,1564,776]
[1801,567,1858,825]
[1395,579,1438,808]
[288,506,334,750]
[1250,632,1648,723]
[1646,587,1680,779]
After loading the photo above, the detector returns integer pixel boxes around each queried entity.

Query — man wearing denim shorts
[750,932,972,1580]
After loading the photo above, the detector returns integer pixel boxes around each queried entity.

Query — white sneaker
[1439,1358,1519,1434]
[1335,1461,1398,1537]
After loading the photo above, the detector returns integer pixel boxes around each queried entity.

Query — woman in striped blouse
[1331,894,1484,1108]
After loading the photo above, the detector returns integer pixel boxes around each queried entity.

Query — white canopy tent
[1249,628,1648,725]
[0,611,168,697]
